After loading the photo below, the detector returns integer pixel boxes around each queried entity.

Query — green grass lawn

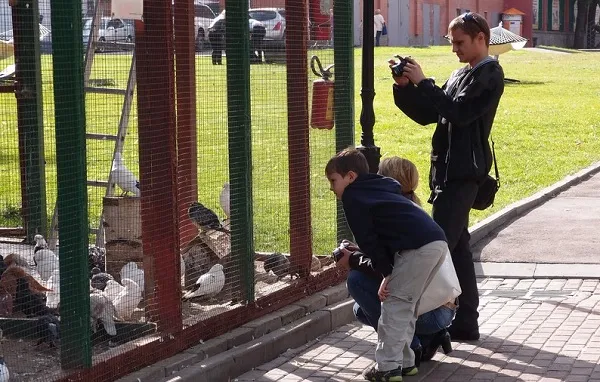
[0,47,599,256]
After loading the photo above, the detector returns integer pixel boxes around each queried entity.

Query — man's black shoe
[447,325,480,341]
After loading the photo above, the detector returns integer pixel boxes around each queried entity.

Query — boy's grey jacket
[392,60,504,187]
[342,174,447,277]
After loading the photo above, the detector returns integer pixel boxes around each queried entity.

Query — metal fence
[0,0,355,380]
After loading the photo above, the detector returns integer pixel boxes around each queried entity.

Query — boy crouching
[325,148,449,381]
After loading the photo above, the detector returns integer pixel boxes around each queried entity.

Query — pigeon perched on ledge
[111,152,140,197]
[188,202,229,233]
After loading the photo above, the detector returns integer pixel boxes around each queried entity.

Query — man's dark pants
[431,180,479,332]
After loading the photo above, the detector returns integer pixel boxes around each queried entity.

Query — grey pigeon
[264,252,298,279]
[35,314,60,348]
[91,267,115,291]
[188,202,229,233]
[88,246,106,275]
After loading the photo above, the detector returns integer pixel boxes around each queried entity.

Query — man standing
[250,19,266,64]
[374,9,385,47]
[390,12,505,341]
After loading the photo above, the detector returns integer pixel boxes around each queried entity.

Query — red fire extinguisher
[310,55,334,130]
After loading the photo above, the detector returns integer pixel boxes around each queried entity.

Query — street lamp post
[357,0,380,173]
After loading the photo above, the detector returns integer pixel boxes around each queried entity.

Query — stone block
[242,312,282,338]
[293,294,326,314]
[318,284,349,305]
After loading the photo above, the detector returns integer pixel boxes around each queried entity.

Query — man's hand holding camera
[389,56,426,87]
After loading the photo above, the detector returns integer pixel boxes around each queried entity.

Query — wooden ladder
[47,5,137,250]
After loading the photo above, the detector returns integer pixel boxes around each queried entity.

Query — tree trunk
[586,0,599,48]
[574,0,592,48]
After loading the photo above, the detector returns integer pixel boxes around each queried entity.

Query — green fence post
[11,0,47,242]
[49,0,91,368]
[226,0,255,302]
[333,1,355,243]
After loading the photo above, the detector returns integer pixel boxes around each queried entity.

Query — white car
[248,8,286,42]
[194,2,217,50]
[83,17,135,51]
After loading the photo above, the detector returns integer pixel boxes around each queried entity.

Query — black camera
[332,241,349,262]
[391,55,410,77]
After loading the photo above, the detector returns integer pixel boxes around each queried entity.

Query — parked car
[83,17,135,51]
[248,8,285,43]
[0,24,52,54]
[194,2,217,50]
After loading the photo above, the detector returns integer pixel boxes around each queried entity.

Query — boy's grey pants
[375,240,448,371]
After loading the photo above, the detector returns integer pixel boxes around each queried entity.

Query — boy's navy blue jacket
[342,173,447,277]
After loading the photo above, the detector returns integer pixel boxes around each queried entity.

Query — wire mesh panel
[0,0,354,379]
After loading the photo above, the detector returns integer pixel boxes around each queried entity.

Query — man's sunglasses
[444,12,484,41]
[462,12,484,33]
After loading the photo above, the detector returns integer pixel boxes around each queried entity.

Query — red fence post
[285,0,313,277]
[174,0,198,249]
[134,0,182,331]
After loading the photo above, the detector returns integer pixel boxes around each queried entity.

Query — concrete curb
[475,261,600,279]
[116,284,356,382]
[469,161,600,246]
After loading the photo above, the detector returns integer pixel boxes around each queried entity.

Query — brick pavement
[235,277,600,382]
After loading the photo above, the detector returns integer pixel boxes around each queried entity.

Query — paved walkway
[473,171,600,264]
[236,277,600,381]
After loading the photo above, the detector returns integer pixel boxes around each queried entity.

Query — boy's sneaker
[402,366,418,376]
[363,366,403,381]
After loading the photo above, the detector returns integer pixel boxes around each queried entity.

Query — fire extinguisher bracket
[310,55,335,130]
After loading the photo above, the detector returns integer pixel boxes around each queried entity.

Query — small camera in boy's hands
[390,55,411,77]
[332,242,349,262]
[332,240,359,262]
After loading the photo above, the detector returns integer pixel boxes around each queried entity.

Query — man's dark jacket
[393,60,504,187]
[342,174,447,277]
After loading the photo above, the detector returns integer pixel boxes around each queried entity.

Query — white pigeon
[33,248,59,281]
[111,152,140,197]
[112,278,142,320]
[46,268,61,309]
[0,356,9,382]
[33,234,48,253]
[120,262,144,292]
[219,182,230,219]
[90,293,118,336]
[103,279,126,302]
[182,264,225,300]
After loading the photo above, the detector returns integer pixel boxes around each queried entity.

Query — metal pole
[226,0,255,302]
[357,0,380,173]
[49,0,91,368]
[333,0,354,242]
[11,0,47,242]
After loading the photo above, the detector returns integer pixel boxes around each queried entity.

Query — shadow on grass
[504,79,546,86]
